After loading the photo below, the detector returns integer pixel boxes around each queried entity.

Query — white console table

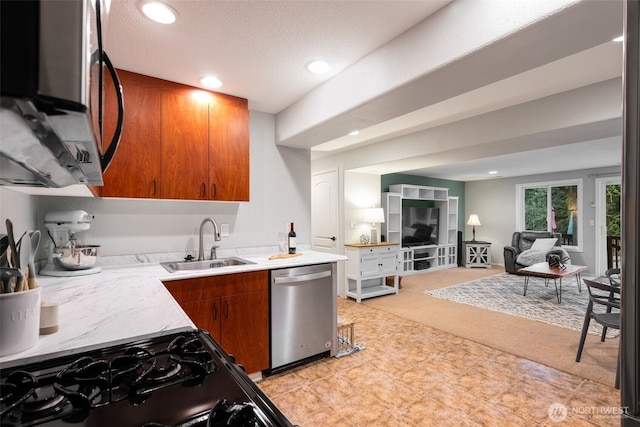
[344,243,399,303]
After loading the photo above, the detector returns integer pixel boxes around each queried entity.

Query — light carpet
[424,272,619,337]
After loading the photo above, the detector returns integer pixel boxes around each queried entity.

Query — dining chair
[576,278,621,388]
[605,267,621,286]
[598,268,622,338]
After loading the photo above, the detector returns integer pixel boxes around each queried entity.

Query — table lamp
[364,208,385,244]
[467,214,481,242]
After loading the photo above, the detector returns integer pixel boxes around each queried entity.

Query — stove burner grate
[0,332,216,426]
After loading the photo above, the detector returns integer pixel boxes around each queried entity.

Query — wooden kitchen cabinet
[179,298,222,343]
[209,98,250,201]
[163,270,269,373]
[101,70,250,201]
[159,91,209,200]
[101,70,162,198]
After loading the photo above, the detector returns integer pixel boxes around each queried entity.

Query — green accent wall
[381,173,466,233]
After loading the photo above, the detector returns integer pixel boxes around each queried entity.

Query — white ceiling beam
[276,0,621,149]
[312,78,622,176]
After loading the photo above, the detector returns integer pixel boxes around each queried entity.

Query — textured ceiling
[105,0,624,181]
[106,0,450,114]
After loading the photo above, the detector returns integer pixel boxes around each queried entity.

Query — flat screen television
[402,207,439,247]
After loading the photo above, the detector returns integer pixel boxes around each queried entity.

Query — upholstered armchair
[504,231,570,274]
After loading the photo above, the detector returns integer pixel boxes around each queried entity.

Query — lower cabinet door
[221,291,269,373]
[179,298,222,343]
[360,254,381,277]
[379,252,398,275]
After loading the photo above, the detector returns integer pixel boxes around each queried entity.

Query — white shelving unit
[381,192,402,246]
[447,196,459,246]
[382,184,459,276]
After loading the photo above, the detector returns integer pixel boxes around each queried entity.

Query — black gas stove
[0,330,295,427]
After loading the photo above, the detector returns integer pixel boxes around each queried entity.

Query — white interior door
[594,176,621,275]
[311,169,338,253]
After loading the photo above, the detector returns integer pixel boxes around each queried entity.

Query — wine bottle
[288,222,296,254]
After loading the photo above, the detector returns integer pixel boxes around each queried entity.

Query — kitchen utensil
[17,235,31,291]
[1,247,11,269]
[14,270,25,292]
[5,219,18,268]
[268,253,303,260]
[0,234,8,255]
[0,268,22,293]
[28,230,40,289]
[0,233,8,267]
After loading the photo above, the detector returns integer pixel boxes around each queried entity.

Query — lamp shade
[466,214,481,226]
[364,208,385,224]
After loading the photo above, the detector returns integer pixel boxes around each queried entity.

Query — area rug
[424,273,619,337]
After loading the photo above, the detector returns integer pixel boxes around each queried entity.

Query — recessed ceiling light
[140,0,177,24]
[306,60,331,74]
[348,130,360,136]
[489,170,498,175]
[613,35,623,42]
[200,76,223,89]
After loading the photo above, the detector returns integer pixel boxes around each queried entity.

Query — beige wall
[465,166,620,273]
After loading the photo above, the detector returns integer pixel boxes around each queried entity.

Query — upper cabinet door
[101,70,162,198]
[160,92,209,200]
[209,97,250,201]
[101,71,250,201]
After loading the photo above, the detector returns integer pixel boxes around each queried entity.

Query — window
[516,179,582,251]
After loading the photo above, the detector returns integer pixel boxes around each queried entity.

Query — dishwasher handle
[273,270,331,284]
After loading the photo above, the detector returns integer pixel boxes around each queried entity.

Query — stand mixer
[40,210,101,277]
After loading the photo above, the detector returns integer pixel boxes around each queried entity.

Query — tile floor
[258,298,621,426]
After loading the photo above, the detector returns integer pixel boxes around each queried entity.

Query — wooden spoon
[17,236,31,291]
[5,219,17,268]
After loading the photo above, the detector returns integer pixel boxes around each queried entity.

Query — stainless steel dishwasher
[269,262,337,373]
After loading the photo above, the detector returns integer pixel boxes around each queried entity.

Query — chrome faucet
[198,217,221,261]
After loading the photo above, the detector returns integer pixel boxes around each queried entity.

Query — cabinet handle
[211,183,217,199]
[201,183,206,198]
[225,301,229,318]
[213,302,217,320]
[152,179,157,196]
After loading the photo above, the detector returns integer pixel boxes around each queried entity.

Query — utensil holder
[0,287,41,356]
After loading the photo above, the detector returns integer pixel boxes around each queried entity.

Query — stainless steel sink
[160,257,255,273]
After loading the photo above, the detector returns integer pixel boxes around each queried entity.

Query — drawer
[360,245,397,255]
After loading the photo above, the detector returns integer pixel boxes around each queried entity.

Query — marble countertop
[0,248,346,367]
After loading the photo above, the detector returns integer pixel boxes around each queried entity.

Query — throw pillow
[516,248,547,266]
[530,238,558,252]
